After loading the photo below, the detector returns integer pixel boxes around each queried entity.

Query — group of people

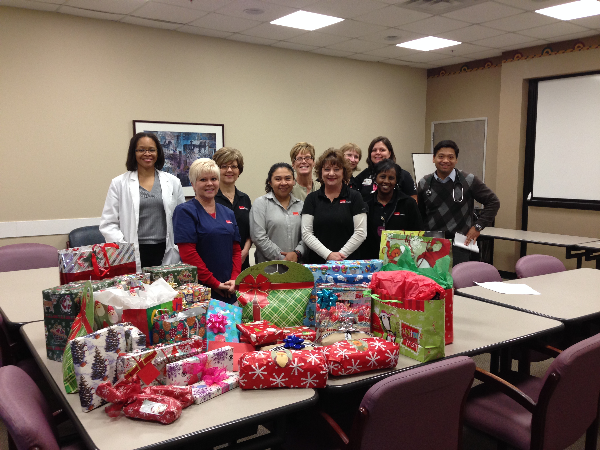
[100,132,500,303]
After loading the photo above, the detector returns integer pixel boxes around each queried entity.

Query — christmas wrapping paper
[236,261,314,328]
[143,263,198,287]
[238,349,328,389]
[314,289,371,343]
[116,336,204,387]
[176,283,211,306]
[321,337,399,376]
[191,372,239,405]
[71,323,146,412]
[303,260,383,279]
[58,243,136,285]
[44,279,116,362]
[236,321,283,346]
[165,346,233,386]
[152,305,207,347]
[281,326,316,343]
[205,300,242,344]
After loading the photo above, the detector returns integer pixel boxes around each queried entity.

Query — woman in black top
[361,159,423,260]
[212,147,252,270]
[354,136,417,202]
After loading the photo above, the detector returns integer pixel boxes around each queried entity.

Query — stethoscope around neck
[425,169,464,203]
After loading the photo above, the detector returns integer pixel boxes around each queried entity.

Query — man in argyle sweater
[417,140,500,265]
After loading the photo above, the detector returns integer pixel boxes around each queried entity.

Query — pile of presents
[42,233,454,424]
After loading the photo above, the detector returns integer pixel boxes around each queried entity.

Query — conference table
[577,240,600,269]
[478,227,600,268]
[20,321,318,450]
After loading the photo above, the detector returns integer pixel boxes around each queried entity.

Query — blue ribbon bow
[283,334,305,350]
[317,289,337,310]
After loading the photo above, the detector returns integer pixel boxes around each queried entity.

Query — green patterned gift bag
[235,261,315,328]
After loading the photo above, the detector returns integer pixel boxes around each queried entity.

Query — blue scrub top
[173,199,241,287]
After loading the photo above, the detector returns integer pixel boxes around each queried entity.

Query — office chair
[515,254,566,279]
[453,261,502,289]
[66,225,105,248]
[0,243,58,272]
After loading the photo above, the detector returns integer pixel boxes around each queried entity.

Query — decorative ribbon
[91,243,119,277]
[207,312,229,334]
[182,362,205,385]
[283,334,305,350]
[202,367,228,386]
[317,289,337,310]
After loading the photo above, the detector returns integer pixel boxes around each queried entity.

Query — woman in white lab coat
[100,132,185,272]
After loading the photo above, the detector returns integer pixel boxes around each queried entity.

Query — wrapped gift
[303,260,383,279]
[281,326,316,343]
[71,323,146,412]
[143,263,198,287]
[238,349,328,389]
[318,318,373,346]
[165,346,233,386]
[370,271,445,363]
[112,273,151,287]
[116,336,204,387]
[236,321,283,346]
[191,372,239,404]
[314,288,371,342]
[236,261,315,328]
[176,283,211,306]
[44,278,116,362]
[205,300,242,344]
[58,243,136,285]
[152,305,207,347]
[321,337,399,376]
[314,273,373,286]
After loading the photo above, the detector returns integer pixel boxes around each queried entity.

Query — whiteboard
[412,153,436,183]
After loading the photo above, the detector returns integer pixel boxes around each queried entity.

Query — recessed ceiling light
[536,0,600,20]
[271,10,343,31]
[397,36,460,51]
[244,8,264,15]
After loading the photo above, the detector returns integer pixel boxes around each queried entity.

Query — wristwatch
[294,250,302,260]
[474,224,483,232]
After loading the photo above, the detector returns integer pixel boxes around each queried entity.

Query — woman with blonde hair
[212,147,252,269]
[173,158,241,303]
[340,142,362,190]
[290,142,321,201]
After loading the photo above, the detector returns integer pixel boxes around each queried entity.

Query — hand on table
[465,226,481,246]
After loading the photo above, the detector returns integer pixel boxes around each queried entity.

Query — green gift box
[143,263,198,287]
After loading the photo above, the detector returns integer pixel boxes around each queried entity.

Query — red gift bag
[58,243,136,284]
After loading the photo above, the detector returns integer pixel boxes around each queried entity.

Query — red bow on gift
[207,313,229,334]
[203,367,228,387]
[237,274,271,308]
[91,243,119,277]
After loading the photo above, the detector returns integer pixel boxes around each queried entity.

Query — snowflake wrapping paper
[321,337,399,376]
[71,323,146,412]
[206,300,242,344]
[116,336,204,387]
[165,346,234,386]
[191,372,239,405]
[238,349,328,389]
[236,321,283,346]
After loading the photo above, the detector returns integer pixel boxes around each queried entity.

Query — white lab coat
[99,170,185,272]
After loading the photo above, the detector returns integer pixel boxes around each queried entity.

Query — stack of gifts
[176,283,211,307]
[151,305,207,347]
[143,263,198,287]
[58,243,136,285]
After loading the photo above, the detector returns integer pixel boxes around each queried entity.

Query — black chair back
[67,226,105,248]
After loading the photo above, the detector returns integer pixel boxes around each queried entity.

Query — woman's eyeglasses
[135,148,157,154]
[295,156,313,163]
[220,164,239,171]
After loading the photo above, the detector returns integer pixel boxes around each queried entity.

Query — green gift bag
[235,261,315,328]
[369,270,445,363]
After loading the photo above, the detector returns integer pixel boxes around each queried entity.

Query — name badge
[363,178,372,185]
[238,206,247,210]
[340,199,351,204]
[226,220,232,224]
[292,212,299,215]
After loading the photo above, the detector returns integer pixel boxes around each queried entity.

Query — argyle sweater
[416,170,500,237]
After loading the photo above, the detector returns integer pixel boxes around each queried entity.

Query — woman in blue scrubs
[173,159,242,303]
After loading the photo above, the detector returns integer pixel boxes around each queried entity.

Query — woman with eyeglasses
[290,142,321,201]
[100,132,185,271]
[212,147,252,270]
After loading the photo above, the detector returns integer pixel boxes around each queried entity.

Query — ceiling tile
[326,38,387,52]
[262,0,319,7]
[58,5,125,20]
[363,45,418,59]
[154,0,231,12]
[571,14,600,30]
[402,62,438,69]
[431,55,473,66]
[303,0,389,19]
[360,27,425,45]
[472,32,540,48]
[23,0,65,5]
[436,24,505,42]
[431,42,495,56]
[492,0,570,12]
[484,11,558,32]
[311,47,354,57]
[502,38,548,51]
[242,22,308,39]
[121,15,181,29]
[398,15,470,34]
[227,34,277,45]
[0,0,60,10]
[132,2,206,24]
[352,5,431,27]
[518,22,591,39]
[397,51,452,63]
[188,12,262,32]
[284,30,350,46]
[544,29,600,43]
[465,48,503,59]
[63,0,145,14]
[177,24,233,38]
[443,2,523,23]
[318,19,388,38]
[272,41,318,51]
[214,0,296,22]
[380,58,412,66]
[347,53,383,62]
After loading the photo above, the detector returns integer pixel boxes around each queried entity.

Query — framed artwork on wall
[133,120,225,196]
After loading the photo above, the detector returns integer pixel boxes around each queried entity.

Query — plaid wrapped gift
[165,346,233,386]
[236,261,315,328]
[236,321,283,346]
[58,243,136,285]
[321,337,399,376]
[152,305,207,347]
[191,372,239,405]
[239,349,328,389]
[143,264,198,287]
[205,300,242,344]
[116,336,204,387]
[176,283,210,306]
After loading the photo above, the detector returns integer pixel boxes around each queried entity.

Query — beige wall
[425,49,600,271]
[0,6,427,247]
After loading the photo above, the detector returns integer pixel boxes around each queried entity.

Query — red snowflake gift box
[321,337,400,376]
[238,349,328,389]
[236,321,283,346]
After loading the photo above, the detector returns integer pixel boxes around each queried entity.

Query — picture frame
[133,120,225,196]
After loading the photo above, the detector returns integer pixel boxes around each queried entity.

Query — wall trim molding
[0,218,101,239]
